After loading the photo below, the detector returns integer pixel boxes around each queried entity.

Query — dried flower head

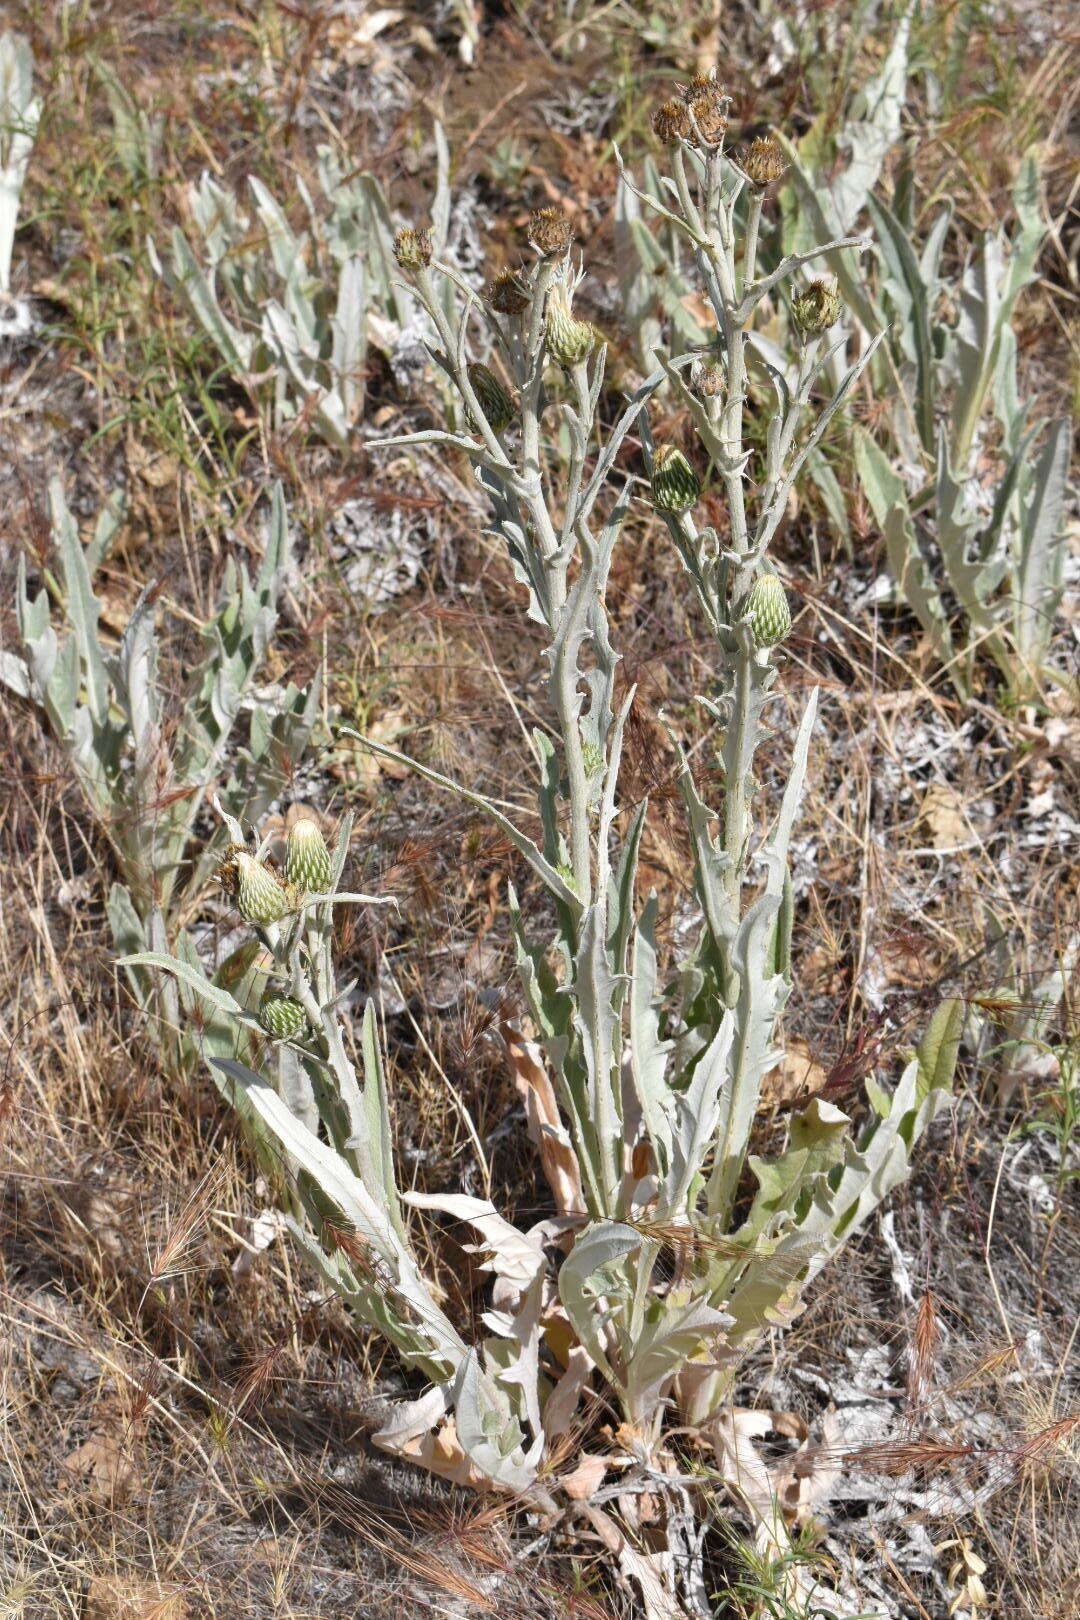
[683,73,729,145]
[527,206,573,258]
[651,98,692,146]
[486,267,530,315]
[693,361,724,399]
[393,225,432,273]
[741,136,787,188]
[791,278,842,336]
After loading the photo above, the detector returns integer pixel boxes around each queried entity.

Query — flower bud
[467,362,517,433]
[651,98,691,145]
[745,573,791,648]
[545,282,597,368]
[692,360,724,399]
[527,207,573,259]
[650,445,700,514]
[791,278,841,337]
[683,74,728,145]
[486,267,530,315]
[286,816,333,893]
[234,851,290,925]
[259,993,307,1040]
[740,136,787,188]
[393,226,432,273]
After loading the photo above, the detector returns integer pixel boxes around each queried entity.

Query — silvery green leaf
[169,228,255,373]
[403,1192,544,1287]
[331,253,366,423]
[854,427,956,678]
[212,1057,467,1373]
[118,950,247,1021]
[574,903,624,1208]
[452,1348,542,1490]
[621,1292,733,1424]
[558,1222,642,1384]
[630,895,674,1178]
[1015,418,1070,665]
[49,478,110,726]
[664,1010,735,1215]
[0,649,32,698]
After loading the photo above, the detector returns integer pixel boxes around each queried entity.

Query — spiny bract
[286,817,332,894]
[545,283,597,368]
[235,851,290,925]
[651,445,701,514]
[745,573,792,647]
[259,993,307,1040]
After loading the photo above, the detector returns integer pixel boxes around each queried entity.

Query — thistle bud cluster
[791,278,842,337]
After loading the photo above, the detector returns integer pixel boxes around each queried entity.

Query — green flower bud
[393,226,432,273]
[651,445,700,514]
[545,283,597,368]
[285,817,333,893]
[234,851,289,925]
[527,207,573,258]
[745,573,792,647]
[467,362,517,433]
[791,278,842,337]
[258,993,308,1040]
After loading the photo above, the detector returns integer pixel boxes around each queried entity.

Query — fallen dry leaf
[917,782,968,848]
[763,1039,827,1106]
[561,1452,609,1500]
[503,1021,586,1216]
[59,1430,140,1504]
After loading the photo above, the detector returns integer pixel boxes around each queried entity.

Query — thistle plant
[0,31,40,302]
[116,73,961,1561]
[24,73,967,1614]
[2,482,320,1076]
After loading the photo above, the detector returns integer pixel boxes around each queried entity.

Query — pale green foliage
[2,481,319,1071]
[776,19,1070,698]
[0,30,40,294]
[156,140,441,445]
